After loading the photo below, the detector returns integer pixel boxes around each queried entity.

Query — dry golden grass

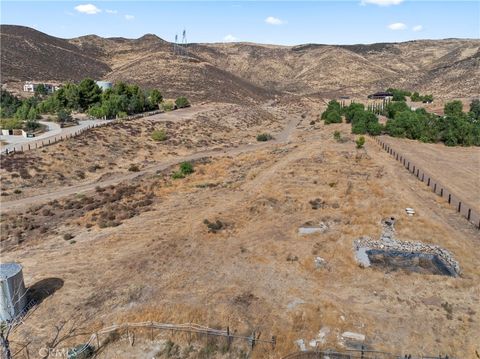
[2,108,479,358]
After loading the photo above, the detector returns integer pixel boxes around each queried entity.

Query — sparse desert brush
[128,164,140,172]
[180,161,194,175]
[203,219,224,233]
[151,129,167,141]
[172,161,194,179]
[333,130,341,141]
[256,133,273,142]
[356,136,365,148]
[162,101,175,111]
[175,96,190,109]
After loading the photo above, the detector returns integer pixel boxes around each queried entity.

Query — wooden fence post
[448,194,451,204]
[458,202,462,212]
[467,208,471,220]
[227,326,231,350]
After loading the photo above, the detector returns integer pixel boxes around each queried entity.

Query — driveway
[0,119,109,153]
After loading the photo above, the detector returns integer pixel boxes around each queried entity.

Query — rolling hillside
[1,25,479,102]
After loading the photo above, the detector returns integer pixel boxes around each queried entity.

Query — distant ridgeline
[321,90,480,147]
[0,79,190,131]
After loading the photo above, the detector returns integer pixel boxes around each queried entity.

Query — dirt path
[0,112,301,213]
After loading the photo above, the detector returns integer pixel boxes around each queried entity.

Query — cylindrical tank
[0,263,27,321]
[95,81,113,91]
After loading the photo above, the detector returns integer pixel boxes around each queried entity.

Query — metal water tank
[95,81,113,91]
[0,263,27,321]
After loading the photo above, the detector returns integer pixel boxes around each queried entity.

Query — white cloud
[106,9,118,14]
[361,0,403,6]
[124,14,135,20]
[388,22,407,30]
[74,4,101,15]
[412,25,423,32]
[223,34,237,42]
[265,16,286,25]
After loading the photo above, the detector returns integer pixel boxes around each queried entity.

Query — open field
[378,136,480,214]
[1,24,480,359]
[0,103,291,200]
[1,103,479,358]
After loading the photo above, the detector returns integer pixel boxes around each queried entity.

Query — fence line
[282,349,453,359]
[0,109,164,156]
[373,136,480,229]
[17,321,275,358]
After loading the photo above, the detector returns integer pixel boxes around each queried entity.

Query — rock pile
[354,217,460,276]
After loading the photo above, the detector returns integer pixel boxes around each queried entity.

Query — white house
[23,82,61,94]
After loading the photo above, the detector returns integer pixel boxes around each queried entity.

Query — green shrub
[0,118,23,130]
[63,233,74,241]
[56,109,72,123]
[175,96,190,108]
[356,136,365,149]
[180,161,194,175]
[171,171,185,179]
[162,101,174,112]
[324,110,342,124]
[333,131,341,141]
[171,161,194,179]
[128,164,140,172]
[151,129,167,141]
[256,133,273,141]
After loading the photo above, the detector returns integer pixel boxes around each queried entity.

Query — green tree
[15,103,30,120]
[149,89,163,108]
[444,101,463,117]
[344,103,365,123]
[57,109,72,123]
[27,107,38,120]
[0,89,22,118]
[62,83,81,110]
[78,78,101,111]
[469,99,480,120]
[324,110,342,124]
[385,101,409,119]
[34,84,48,96]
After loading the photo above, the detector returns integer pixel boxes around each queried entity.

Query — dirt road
[0,110,301,213]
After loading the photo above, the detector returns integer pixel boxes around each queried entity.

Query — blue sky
[0,1,478,45]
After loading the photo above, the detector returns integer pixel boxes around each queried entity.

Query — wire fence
[281,349,454,359]
[373,136,480,229]
[11,321,276,358]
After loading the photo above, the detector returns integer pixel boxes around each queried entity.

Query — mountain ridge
[1,25,478,102]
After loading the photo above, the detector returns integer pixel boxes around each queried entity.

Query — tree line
[387,88,433,103]
[321,98,480,146]
[0,79,190,131]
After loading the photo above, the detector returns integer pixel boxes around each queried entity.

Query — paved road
[0,110,301,213]
[0,119,109,153]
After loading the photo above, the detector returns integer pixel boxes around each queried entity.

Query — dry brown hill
[1,25,478,102]
[0,25,111,83]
